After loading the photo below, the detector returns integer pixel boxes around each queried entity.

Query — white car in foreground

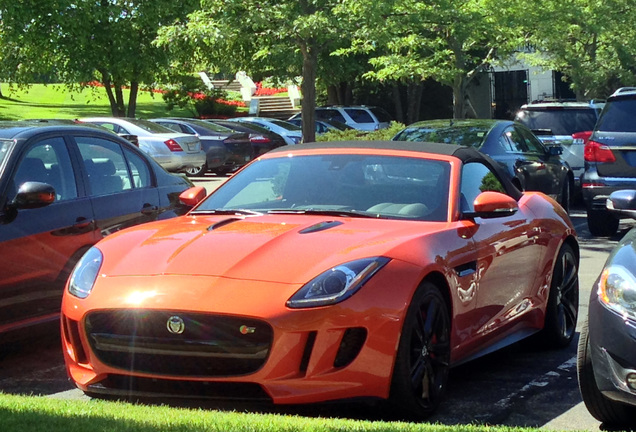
[80,117,206,173]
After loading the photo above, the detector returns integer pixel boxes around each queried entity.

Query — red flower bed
[253,82,287,96]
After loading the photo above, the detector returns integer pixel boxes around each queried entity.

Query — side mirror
[12,181,56,209]
[463,191,518,219]
[179,186,207,207]
[547,145,563,156]
[607,190,636,218]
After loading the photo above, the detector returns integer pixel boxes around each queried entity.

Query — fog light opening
[626,373,636,391]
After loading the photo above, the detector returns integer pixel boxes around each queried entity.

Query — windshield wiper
[267,209,378,218]
[190,209,264,216]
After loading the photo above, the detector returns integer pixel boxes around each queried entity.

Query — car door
[458,161,544,353]
[74,135,161,236]
[499,125,558,196]
[0,135,97,330]
[516,125,568,198]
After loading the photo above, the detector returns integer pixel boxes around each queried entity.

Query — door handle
[73,217,93,229]
[140,204,159,216]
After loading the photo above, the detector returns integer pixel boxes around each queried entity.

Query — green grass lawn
[0,83,196,120]
[0,393,542,432]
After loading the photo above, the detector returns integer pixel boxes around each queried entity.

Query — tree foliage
[156,0,358,142]
[0,0,198,116]
[336,0,519,119]
[512,0,636,100]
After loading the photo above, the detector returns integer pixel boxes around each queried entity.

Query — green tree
[512,0,636,99]
[337,0,518,120]
[157,0,352,143]
[0,0,197,117]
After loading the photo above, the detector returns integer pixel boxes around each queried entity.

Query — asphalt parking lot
[0,176,626,430]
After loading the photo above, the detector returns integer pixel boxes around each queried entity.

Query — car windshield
[596,98,636,133]
[395,126,488,148]
[127,118,175,133]
[515,109,598,135]
[194,154,450,221]
[187,119,234,133]
[269,120,301,131]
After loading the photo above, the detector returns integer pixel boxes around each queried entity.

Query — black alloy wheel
[390,282,451,419]
[587,209,619,237]
[577,318,636,426]
[538,243,579,348]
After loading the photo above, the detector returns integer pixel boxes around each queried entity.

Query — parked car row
[5,89,636,427]
[393,119,574,212]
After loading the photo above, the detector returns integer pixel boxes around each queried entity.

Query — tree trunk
[100,73,120,117]
[300,42,318,143]
[452,76,467,119]
[114,84,126,117]
[327,85,340,105]
[406,81,423,124]
[391,84,404,123]
[127,81,139,118]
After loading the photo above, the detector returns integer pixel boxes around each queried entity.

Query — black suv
[581,87,636,236]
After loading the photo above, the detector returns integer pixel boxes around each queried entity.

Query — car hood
[97,214,448,284]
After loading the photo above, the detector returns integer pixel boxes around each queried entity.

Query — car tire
[587,209,619,237]
[184,164,207,178]
[577,318,636,426]
[389,282,451,419]
[536,243,578,349]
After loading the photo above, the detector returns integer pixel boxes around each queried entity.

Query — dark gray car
[581,87,636,236]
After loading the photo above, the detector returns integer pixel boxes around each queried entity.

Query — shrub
[162,75,237,117]
[316,121,406,142]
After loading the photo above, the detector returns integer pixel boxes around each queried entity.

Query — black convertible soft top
[270,140,523,200]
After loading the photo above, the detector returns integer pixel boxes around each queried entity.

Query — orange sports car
[61,141,579,418]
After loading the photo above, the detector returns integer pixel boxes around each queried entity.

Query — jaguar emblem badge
[166,316,185,334]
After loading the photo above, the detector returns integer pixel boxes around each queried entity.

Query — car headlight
[599,265,636,320]
[68,247,103,299]
[287,257,390,308]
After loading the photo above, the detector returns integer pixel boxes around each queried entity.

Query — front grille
[85,311,273,377]
[87,375,271,401]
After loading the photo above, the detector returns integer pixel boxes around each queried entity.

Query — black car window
[516,126,546,154]
[503,126,529,153]
[317,109,346,123]
[596,98,636,132]
[370,107,392,123]
[123,147,152,188]
[516,108,598,135]
[460,162,506,213]
[13,137,78,202]
[76,137,133,195]
[344,108,374,124]
[96,122,128,135]
[157,122,182,133]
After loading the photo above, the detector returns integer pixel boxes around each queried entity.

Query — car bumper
[588,294,636,408]
[581,169,636,210]
[154,151,207,172]
[60,261,423,404]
